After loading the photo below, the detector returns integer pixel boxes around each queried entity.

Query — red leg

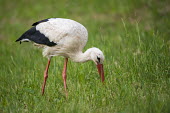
[62,58,68,95]
[42,59,51,95]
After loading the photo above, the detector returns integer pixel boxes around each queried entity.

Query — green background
[0,0,170,112]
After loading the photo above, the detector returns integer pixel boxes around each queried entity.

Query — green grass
[0,0,170,112]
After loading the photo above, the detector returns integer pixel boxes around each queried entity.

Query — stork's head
[90,47,105,82]
[90,47,104,64]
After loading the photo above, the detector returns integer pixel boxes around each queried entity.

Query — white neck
[70,48,93,63]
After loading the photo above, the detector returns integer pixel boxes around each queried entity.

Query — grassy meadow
[0,0,170,112]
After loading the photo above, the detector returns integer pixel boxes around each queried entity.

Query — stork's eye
[97,56,100,63]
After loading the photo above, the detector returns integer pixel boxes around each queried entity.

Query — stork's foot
[65,90,68,97]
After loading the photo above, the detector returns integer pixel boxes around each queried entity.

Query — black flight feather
[32,18,49,26]
[16,27,57,47]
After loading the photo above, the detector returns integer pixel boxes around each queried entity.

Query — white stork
[16,18,105,95]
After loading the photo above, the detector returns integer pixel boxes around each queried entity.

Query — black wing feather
[16,27,57,47]
[32,18,49,26]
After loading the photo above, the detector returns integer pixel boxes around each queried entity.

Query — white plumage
[16,18,105,96]
[38,18,88,60]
